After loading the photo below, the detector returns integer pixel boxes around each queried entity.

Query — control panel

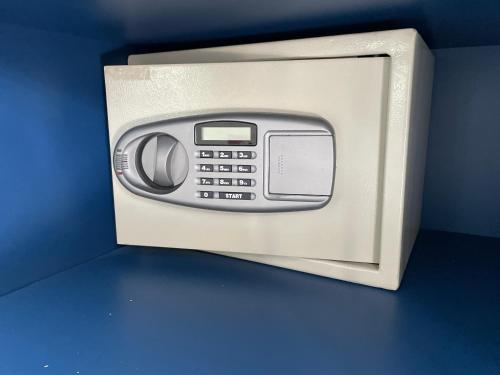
[113,113,335,212]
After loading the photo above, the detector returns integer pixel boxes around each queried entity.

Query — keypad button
[199,191,214,199]
[237,179,252,187]
[237,165,253,173]
[218,178,232,186]
[199,150,213,158]
[237,151,253,159]
[218,151,232,159]
[218,164,232,172]
[219,192,254,200]
[198,164,213,172]
[199,178,214,185]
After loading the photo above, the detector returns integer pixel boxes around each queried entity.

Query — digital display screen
[201,127,252,141]
[195,121,257,146]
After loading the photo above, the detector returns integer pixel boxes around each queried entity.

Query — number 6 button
[237,165,255,173]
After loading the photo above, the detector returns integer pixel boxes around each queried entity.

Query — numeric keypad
[196,149,257,201]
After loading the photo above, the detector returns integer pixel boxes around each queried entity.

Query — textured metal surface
[105,53,389,264]
[0,231,498,374]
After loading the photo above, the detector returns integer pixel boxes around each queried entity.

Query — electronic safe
[104,29,434,289]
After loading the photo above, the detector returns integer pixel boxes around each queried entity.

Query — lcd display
[195,121,257,146]
[201,127,252,141]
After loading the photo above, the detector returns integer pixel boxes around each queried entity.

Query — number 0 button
[199,191,214,199]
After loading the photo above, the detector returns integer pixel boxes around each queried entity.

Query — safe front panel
[105,56,390,263]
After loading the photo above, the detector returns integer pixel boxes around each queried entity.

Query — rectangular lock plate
[268,134,334,197]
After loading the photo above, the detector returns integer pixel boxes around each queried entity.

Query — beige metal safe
[104,28,434,290]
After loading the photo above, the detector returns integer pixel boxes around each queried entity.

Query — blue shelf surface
[0,230,498,375]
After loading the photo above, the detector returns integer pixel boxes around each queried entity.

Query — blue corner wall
[422,45,500,238]
[0,23,119,295]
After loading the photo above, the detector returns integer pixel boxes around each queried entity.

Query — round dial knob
[138,134,189,190]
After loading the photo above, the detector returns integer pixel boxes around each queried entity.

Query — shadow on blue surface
[0,230,498,374]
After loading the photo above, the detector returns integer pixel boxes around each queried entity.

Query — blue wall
[2,0,500,49]
[0,23,118,295]
[422,45,500,238]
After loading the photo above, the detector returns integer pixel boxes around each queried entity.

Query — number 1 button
[200,151,213,158]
